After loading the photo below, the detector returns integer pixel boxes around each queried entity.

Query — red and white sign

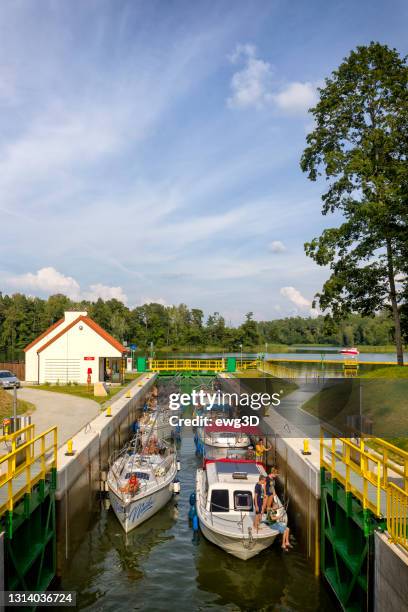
[84,356,95,360]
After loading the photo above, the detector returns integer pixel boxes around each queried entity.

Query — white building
[24,311,128,384]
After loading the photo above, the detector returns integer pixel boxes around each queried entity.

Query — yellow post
[65,439,75,456]
[302,439,312,455]
[125,390,131,398]
[106,406,112,417]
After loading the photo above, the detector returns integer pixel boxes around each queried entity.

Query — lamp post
[13,385,17,423]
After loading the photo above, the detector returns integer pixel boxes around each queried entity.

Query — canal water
[60,435,335,611]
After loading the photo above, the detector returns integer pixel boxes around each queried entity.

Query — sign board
[84,356,95,361]
[126,357,133,372]
[130,344,137,351]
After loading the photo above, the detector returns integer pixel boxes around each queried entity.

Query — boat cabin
[204,460,266,514]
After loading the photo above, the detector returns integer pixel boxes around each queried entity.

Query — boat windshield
[234,491,253,511]
[125,471,150,480]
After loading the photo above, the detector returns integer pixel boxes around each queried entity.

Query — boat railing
[197,472,249,534]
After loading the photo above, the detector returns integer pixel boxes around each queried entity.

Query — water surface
[61,437,335,611]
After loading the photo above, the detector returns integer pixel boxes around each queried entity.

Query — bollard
[125,390,131,398]
[65,439,75,456]
[302,439,312,455]
[106,406,112,417]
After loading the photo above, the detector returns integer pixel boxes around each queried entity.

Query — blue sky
[1,0,407,324]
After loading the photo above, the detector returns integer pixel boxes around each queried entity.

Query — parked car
[0,370,21,389]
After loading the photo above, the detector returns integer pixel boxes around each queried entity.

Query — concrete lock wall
[374,532,408,612]
[55,374,158,573]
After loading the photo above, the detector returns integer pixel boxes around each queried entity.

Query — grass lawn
[302,369,408,451]
[0,389,36,420]
[27,373,141,405]
[362,365,408,378]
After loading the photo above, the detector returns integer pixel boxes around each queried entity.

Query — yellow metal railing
[320,426,382,515]
[321,426,408,551]
[387,483,408,550]
[366,438,408,493]
[149,359,225,372]
[262,361,298,378]
[236,359,259,370]
[0,424,35,458]
[0,426,57,515]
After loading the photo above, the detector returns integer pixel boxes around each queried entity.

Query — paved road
[12,388,100,447]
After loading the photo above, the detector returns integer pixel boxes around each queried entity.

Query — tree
[301,42,408,364]
[239,312,260,347]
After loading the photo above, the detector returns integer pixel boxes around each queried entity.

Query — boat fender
[192,515,199,531]
[189,492,196,506]
[188,505,196,520]
[173,479,181,494]
[176,460,181,471]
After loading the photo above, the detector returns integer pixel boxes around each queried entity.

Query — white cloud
[8,267,81,299]
[274,81,317,114]
[268,240,286,253]
[227,43,318,114]
[227,44,273,109]
[84,284,128,305]
[280,286,321,317]
[139,296,168,306]
[280,286,311,309]
[7,267,128,305]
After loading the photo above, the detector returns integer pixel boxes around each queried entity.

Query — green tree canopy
[301,42,408,364]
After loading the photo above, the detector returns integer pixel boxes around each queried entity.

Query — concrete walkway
[13,388,100,448]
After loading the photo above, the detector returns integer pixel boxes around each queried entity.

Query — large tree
[301,42,408,364]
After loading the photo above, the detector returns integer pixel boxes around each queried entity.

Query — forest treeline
[0,292,403,360]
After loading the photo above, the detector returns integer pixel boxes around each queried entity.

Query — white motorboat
[107,438,177,533]
[196,459,287,560]
[196,424,250,458]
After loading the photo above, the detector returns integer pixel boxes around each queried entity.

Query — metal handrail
[387,482,408,551]
[149,359,225,372]
[0,426,57,515]
[320,427,382,515]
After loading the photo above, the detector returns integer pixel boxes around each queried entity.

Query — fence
[0,362,25,380]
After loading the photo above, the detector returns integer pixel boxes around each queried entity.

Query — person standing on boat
[255,438,271,463]
[266,466,279,512]
[253,475,266,531]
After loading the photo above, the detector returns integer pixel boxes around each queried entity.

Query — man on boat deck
[265,466,279,512]
[253,475,266,531]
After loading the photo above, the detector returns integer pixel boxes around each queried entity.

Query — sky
[1,0,407,324]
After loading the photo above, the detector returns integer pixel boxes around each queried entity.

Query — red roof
[204,423,263,435]
[24,318,65,352]
[37,315,127,354]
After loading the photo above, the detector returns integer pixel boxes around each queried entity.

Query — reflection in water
[61,437,335,612]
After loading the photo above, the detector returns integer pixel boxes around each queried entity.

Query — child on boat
[270,517,291,551]
[253,475,266,531]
